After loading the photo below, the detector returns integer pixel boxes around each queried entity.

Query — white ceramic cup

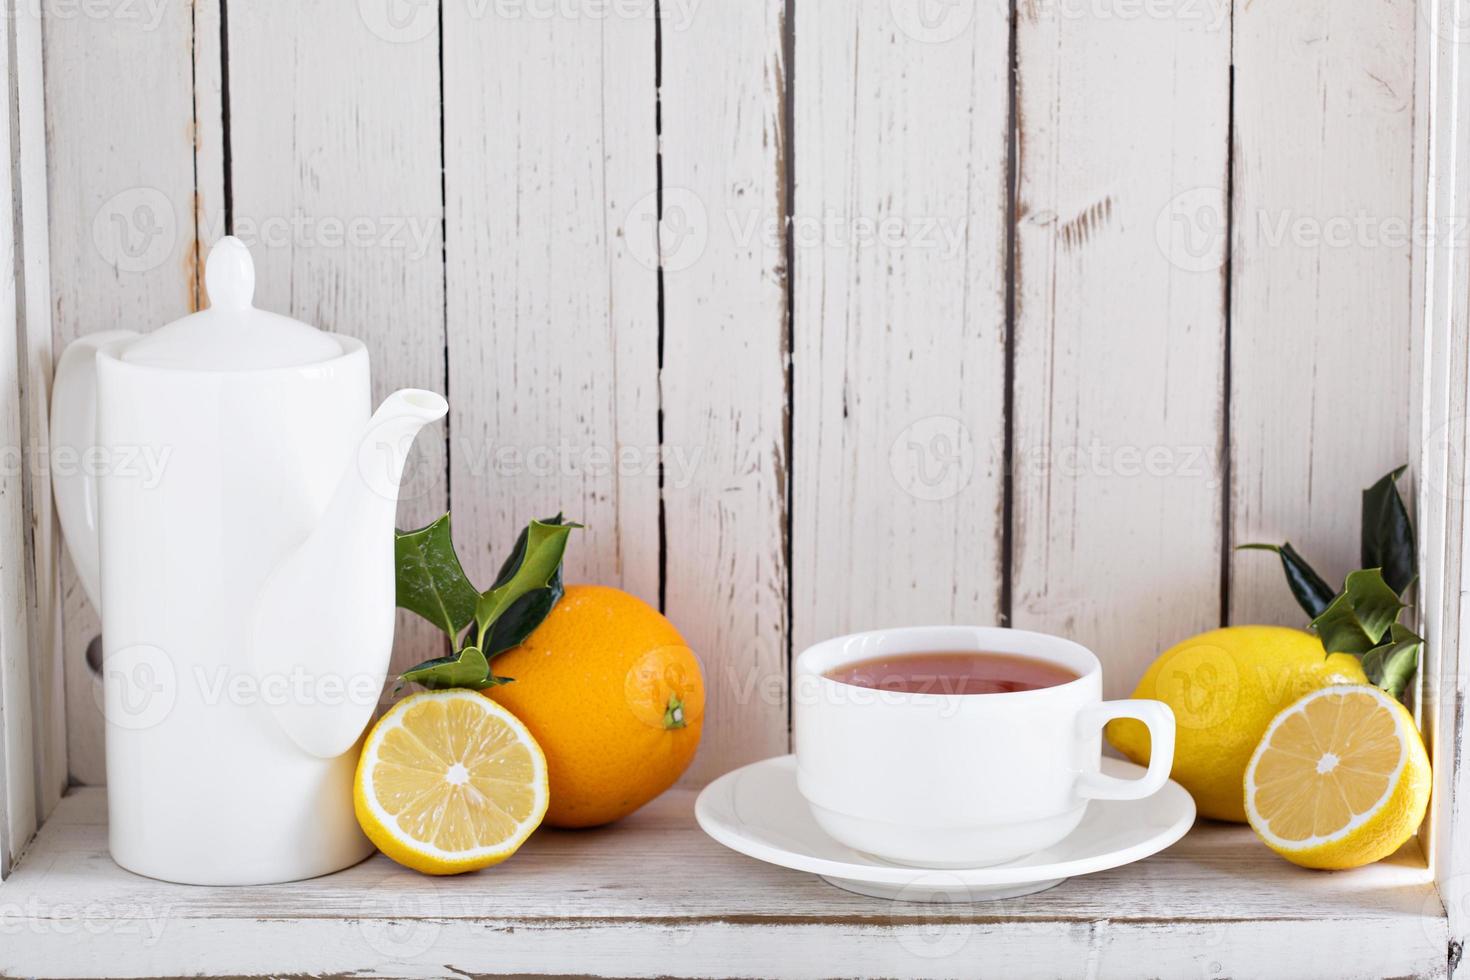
[793,626,1176,868]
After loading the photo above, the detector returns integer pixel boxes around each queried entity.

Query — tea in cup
[792,626,1175,868]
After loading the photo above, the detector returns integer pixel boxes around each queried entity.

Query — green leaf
[475,516,580,646]
[483,586,560,657]
[1361,622,1422,700]
[399,646,511,691]
[1310,568,1406,655]
[1362,465,1417,596]
[1237,542,1337,618]
[395,515,481,642]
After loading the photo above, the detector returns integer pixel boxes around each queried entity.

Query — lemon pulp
[1244,684,1430,870]
[354,689,549,874]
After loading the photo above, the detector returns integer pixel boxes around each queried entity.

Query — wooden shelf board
[0,787,1449,978]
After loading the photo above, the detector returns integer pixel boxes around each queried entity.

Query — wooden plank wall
[2,0,59,876]
[37,0,1424,787]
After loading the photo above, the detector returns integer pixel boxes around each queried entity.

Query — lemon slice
[1244,684,1430,870]
[354,689,549,875]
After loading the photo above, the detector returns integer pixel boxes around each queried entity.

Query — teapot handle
[51,331,137,617]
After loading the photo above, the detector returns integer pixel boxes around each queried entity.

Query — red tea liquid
[824,651,1078,695]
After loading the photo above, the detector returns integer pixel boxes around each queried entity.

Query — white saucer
[694,755,1195,902]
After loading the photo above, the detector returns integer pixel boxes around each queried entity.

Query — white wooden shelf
[0,786,1449,978]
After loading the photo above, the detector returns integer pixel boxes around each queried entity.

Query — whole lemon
[485,584,705,828]
[1106,626,1365,822]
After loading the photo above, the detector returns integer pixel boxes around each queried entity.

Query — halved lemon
[1244,684,1430,870]
[354,689,549,875]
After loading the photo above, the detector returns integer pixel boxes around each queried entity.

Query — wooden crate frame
[1,0,1469,973]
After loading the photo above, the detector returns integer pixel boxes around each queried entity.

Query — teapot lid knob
[204,235,255,310]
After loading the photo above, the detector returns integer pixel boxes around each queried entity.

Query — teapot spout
[251,389,448,759]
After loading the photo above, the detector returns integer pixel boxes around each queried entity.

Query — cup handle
[1075,700,1176,801]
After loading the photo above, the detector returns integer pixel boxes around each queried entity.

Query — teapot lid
[119,237,345,370]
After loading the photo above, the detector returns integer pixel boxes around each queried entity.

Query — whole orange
[484,584,704,828]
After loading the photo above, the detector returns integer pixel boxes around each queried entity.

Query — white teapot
[50,237,447,885]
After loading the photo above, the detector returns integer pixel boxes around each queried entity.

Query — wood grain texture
[225,0,448,680]
[11,0,62,825]
[0,2,34,875]
[1414,0,1470,954]
[1012,0,1230,694]
[1229,0,1419,627]
[0,787,1448,978]
[659,0,790,779]
[441,4,659,603]
[790,0,1010,654]
[43,0,209,785]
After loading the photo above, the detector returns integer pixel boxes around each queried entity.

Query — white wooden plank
[43,0,210,785]
[441,5,659,606]
[1012,1,1230,694]
[225,0,448,680]
[1415,0,1470,958]
[11,0,62,828]
[1229,0,1419,626]
[660,0,789,780]
[790,3,1009,657]
[0,787,1448,978]
[0,0,34,876]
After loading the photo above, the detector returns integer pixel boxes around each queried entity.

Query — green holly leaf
[475,515,580,647]
[395,515,480,643]
[1362,465,1417,596]
[1310,568,1406,655]
[1360,622,1422,700]
[1238,541,1337,618]
[399,645,511,691]
[483,587,559,657]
